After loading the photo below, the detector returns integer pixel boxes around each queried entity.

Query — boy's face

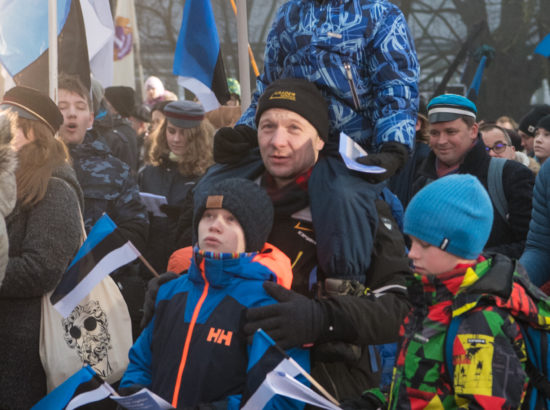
[408,236,463,276]
[58,89,94,145]
[198,208,246,254]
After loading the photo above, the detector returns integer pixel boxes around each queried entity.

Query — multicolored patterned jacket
[238,0,419,152]
[388,254,550,409]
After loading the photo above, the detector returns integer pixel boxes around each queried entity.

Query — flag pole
[236,0,251,111]
[229,0,259,77]
[48,0,58,102]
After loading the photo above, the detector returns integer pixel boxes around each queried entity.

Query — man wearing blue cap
[413,94,535,259]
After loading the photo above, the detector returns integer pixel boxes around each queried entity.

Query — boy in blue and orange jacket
[120,178,308,409]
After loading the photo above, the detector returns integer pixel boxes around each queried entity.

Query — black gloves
[244,281,327,349]
[356,142,409,183]
[159,204,182,220]
[140,271,179,329]
[213,125,258,164]
[118,384,144,396]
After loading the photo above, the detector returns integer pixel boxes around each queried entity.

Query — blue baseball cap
[427,94,477,123]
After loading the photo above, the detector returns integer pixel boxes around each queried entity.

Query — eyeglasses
[485,142,510,154]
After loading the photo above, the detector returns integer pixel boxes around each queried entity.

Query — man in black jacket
[149,79,412,402]
[413,94,534,259]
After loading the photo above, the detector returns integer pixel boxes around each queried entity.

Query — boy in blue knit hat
[389,174,532,408]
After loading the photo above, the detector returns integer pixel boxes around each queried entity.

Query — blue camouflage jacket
[238,0,419,152]
[68,132,149,250]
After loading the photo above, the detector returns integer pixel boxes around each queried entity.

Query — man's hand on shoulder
[140,271,180,329]
[356,142,409,183]
[213,125,258,164]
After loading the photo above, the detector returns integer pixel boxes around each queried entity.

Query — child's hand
[213,125,258,164]
[356,141,409,183]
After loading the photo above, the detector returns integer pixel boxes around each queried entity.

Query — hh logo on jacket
[206,327,233,346]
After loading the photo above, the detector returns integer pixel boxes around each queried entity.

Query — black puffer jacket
[413,136,535,259]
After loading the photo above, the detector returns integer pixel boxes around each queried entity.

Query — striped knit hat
[427,94,477,124]
[163,100,205,128]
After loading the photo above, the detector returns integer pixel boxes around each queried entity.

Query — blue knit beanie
[404,175,493,259]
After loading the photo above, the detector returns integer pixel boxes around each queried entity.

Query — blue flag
[173,0,229,111]
[0,0,90,93]
[31,366,113,410]
[535,33,550,58]
[467,55,487,102]
[50,213,140,318]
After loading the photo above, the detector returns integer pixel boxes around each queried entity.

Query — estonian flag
[50,213,140,318]
[0,0,91,94]
[535,33,550,58]
[31,366,114,410]
[467,55,487,103]
[241,330,328,410]
[173,0,230,112]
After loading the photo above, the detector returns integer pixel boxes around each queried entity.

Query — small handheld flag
[50,214,140,318]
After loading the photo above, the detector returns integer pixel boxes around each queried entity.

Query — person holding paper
[139,100,215,275]
[0,86,84,407]
[120,178,308,409]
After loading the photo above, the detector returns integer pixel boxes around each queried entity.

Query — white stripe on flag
[53,241,140,317]
[178,76,220,112]
[65,382,113,410]
[241,358,300,410]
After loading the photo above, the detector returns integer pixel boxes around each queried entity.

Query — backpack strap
[444,314,464,383]
[488,157,508,223]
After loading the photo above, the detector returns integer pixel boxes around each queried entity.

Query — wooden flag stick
[229,0,260,77]
[138,254,159,278]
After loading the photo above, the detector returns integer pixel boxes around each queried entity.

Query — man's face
[519,130,535,156]
[58,89,94,145]
[481,128,515,160]
[429,118,478,167]
[258,108,325,189]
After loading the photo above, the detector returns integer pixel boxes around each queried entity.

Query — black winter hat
[536,114,550,132]
[0,86,63,133]
[255,78,329,141]
[105,86,136,118]
[193,178,274,252]
[518,105,550,136]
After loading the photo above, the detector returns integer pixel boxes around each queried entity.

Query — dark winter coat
[520,159,550,286]
[0,163,84,409]
[0,144,16,284]
[413,137,535,259]
[139,161,198,275]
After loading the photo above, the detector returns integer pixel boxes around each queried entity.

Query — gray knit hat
[193,178,274,252]
[163,100,205,128]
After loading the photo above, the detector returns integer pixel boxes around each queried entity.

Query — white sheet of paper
[140,192,168,218]
[339,132,386,174]
[110,388,174,410]
[266,371,341,410]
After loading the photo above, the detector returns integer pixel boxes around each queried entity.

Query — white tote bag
[39,275,133,392]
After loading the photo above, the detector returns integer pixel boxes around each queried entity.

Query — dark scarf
[261,168,312,216]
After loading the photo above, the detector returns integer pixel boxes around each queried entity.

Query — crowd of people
[0,0,549,409]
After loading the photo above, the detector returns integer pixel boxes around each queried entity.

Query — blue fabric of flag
[467,55,487,102]
[172,0,219,87]
[0,0,71,76]
[535,33,550,58]
[68,213,117,269]
[31,366,97,409]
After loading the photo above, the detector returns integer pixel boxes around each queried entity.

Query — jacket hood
[453,253,550,331]
[52,162,84,210]
[188,243,293,289]
[0,144,17,217]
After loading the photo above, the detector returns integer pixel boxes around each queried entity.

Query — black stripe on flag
[50,229,127,305]
[211,51,230,105]
[241,345,286,405]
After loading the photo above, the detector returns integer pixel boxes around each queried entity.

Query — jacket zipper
[344,61,360,110]
[171,260,210,407]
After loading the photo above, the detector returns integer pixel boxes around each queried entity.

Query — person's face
[151,110,165,132]
[481,128,515,160]
[198,208,246,253]
[519,130,535,156]
[534,127,550,164]
[58,89,94,145]
[10,125,34,151]
[146,85,160,100]
[408,236,464,276]
[165,121,188,156]
[428,118,478,167]
[258,108,325,189]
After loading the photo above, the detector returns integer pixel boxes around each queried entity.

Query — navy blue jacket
[120,246,307,409]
